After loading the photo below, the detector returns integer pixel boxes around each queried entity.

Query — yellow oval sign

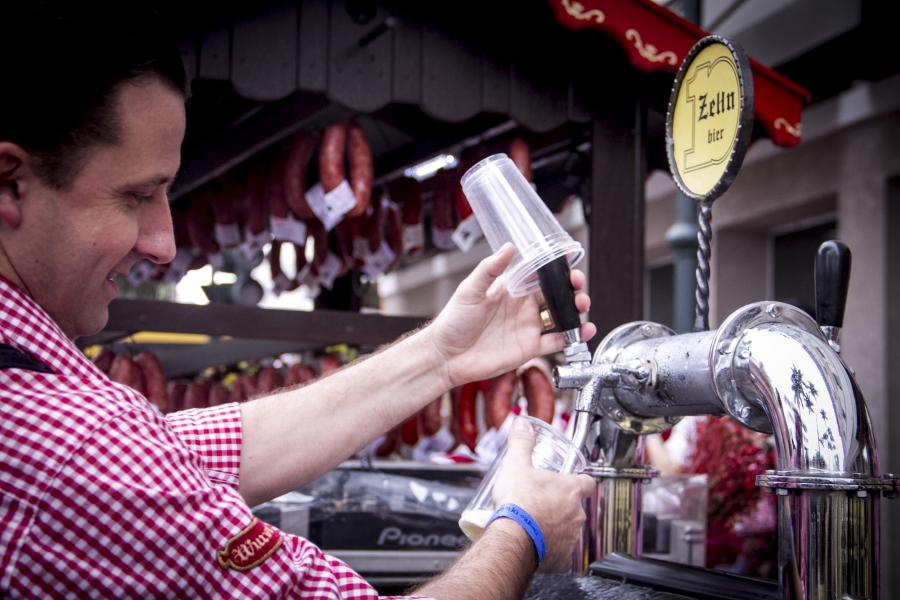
[668,37,752,201]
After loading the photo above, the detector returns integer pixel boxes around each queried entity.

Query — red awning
[547,0,810,147]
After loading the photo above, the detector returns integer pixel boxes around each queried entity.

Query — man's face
[14,77,184,339]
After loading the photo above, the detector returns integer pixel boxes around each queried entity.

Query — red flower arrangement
[686,416,777,577]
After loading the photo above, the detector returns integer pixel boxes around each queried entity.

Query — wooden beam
[588,76,646,345]
[89,299,428,347]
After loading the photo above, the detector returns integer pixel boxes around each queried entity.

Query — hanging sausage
[431,168,457,251]
[391,177,424,258]
[313,123,370,230]
[210,176,242,249]
[136,351,169,414]
[208,383,230,407]
[452,382,480,451]
[92,348,115,375]
[485,370,517,430]
[508,137,533,183]
[452,154,484,252]
[168,381,187,413]
[257,367,285,394]
[186,186,220,261]
[285,363,317,387]
[522,366,555,424]
[269,150,309,247]
[284,132,318,220]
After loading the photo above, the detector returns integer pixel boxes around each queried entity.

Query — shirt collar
[0,276,102,378]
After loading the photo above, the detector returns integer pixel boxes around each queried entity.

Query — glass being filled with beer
[458,416,586,540]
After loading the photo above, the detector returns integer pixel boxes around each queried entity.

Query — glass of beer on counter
[458,416,586,540]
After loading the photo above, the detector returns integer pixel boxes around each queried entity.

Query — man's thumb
[505,417,536,466]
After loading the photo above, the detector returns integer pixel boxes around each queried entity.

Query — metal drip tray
[525,573,691,599]
[589,553,778,600]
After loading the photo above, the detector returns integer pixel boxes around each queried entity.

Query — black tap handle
[815,240,851,328]
[535,256,581,333]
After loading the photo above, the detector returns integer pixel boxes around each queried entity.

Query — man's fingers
[504,417,536,467]
[575,474,596,498]
[465,243,515,298]
[580,322,596,342]
[569,269,586,291]
[575,292,590,313]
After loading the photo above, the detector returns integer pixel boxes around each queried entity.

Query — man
[0,2,596,598]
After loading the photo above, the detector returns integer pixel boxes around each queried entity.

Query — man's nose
[137,197,177,264]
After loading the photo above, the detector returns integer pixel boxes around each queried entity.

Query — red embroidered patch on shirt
[217,518,283,571]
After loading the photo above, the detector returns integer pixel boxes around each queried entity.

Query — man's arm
[238,244,594,506]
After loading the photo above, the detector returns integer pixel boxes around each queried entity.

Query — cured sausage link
[284,132,318,219]
[522,366,555,424]
[508,137,533,182]
[485,370,517,430]
[136,351,169,414]
[319,123,347,194]
[345,123,372,218]
[454,382,479,451]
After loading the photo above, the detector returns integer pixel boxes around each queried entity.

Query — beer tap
[533,256,594,454]
[815,240,851,353]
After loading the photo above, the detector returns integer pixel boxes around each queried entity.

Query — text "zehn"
[699,90,735,143]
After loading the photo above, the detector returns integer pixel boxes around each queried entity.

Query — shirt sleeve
[166,402,243,488]
[8,408,433,599]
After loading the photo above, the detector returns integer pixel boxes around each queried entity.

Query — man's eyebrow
[121,174,176,191]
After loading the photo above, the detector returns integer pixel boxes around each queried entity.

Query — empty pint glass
[460,154,583,297]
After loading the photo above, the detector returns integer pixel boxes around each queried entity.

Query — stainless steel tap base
[563,340,592,364]
[573,464,659,577]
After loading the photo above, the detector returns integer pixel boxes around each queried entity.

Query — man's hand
[428,243,595,387]
[492,417,595,572]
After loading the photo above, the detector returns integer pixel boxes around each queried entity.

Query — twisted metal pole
[693,201,712,332]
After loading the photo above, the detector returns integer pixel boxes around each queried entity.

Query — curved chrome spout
[730,322,878,475]
[720,316,885,599]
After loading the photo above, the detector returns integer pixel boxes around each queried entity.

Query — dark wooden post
[589,83,647,346]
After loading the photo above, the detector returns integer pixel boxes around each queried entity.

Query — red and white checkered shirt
[0,278,431,599]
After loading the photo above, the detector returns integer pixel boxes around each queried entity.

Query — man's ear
[0,142,34,229]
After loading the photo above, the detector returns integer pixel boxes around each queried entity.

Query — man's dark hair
[0,1,190,189]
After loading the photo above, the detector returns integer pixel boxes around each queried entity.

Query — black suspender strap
[0,343,52,374]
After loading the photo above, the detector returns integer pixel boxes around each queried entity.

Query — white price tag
[270,214,308,245]
[240,228,271,260]
[317,251,343,290]
[432,226,456,250]
[474,412,515,465]
[451,214,483,253]
[207,251,224,271]
[297,263,313,287]
[214,222,242,248]
[362,241,395,279]
[402,223,425,255]
[353,237,371,261]
[412,427,456,462]
[272,272,293,296]
[163,247,194,284]
[305,180,355,231]
[297,264,321,297]
[127,260,155,286]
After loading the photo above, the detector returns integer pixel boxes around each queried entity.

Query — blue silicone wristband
[487,503,547,565]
